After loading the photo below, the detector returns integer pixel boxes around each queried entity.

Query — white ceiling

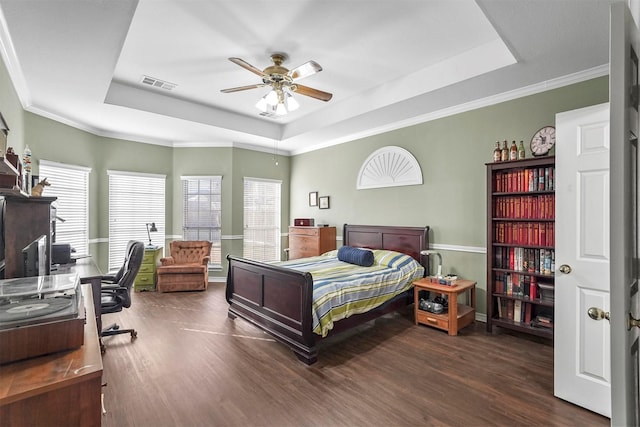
[0,0,613,155]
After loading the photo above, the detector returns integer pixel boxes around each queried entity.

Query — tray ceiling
[0,0,612,155]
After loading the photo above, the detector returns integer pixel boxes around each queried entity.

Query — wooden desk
[414,278,477,336]
[54,258,103,335]
[0,284,103,426]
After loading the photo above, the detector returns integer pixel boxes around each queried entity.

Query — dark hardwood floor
[100,283,609,427]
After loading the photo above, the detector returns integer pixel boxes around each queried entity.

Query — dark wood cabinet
[486,157,555,339]
[3,196,56,278]
[288,226,336,259]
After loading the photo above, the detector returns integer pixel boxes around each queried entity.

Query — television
[22,234,47,277]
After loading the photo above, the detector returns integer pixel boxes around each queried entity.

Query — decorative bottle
[493,141,501,162]
[500,140,509,162]
[509,140,517,160]
[22,144,32,193]
[518,140,526,160]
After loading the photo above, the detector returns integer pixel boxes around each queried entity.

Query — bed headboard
[342,224,430,273]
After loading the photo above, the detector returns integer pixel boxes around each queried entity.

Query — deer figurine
[30,177,50,197]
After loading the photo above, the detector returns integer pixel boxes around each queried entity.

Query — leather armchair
[156,240,212,292]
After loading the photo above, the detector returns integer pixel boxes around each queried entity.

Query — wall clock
[530,126,556,157]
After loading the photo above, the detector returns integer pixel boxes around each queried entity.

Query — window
[108,170,165,271]
[182,176,222,267]
[38,160,90,256]
[243,177,281,262]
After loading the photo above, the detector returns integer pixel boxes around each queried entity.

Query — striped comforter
[277,249,424,337]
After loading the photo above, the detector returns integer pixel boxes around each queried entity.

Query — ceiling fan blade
[288,60,322,80]
[228,57,266,77]
[293,84,333,102]
[220,83,266,93]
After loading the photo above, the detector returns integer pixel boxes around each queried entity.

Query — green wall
[171,146,291,272]
[23,113,174,272]
[0,55,25,155]
[289,77,609,316]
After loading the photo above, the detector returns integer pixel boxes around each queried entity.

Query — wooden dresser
[0,284,103,426]
[135,246,162,291]
[288,226,336,260]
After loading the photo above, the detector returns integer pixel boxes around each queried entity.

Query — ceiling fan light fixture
[265,90,279,105]
[255,96,268,112]
[286,92,299,111]
[223,54,333,117]
[275,103,287,116]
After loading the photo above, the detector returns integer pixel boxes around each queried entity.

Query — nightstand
[413,278,476,336]
[134,246,162,291]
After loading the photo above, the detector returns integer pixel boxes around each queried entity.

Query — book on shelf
[506,300,515,321]
[495,167,555,194]
[532,313,554,329]
[493,223,555,246]
[513,300,523,323]
[529,276,538,300]
[524,303,532,324]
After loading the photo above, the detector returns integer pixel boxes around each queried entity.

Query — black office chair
[100,240,144,349]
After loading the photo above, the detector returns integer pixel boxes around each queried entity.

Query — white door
[610,2,640,425]
[555,103,611,417]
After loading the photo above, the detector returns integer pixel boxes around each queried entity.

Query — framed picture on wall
[309,191,318,207]
[319,196,330,209]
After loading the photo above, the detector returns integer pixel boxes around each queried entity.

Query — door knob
[559,264,572,274]
[588,307,610,321]
[629,313,640,330]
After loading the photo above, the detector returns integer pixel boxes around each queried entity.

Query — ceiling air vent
[140,75,177,91]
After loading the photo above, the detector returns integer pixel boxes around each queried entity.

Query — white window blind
[38,160,90,256]
[108,170,165,271]
[181,176,222,267]
[243,177,281,262]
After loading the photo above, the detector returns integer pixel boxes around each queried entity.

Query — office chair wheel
[131,330,138,339]
[112,324,120,331]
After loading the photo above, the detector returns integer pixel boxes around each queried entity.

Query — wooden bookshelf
[486,156,555,339]
[0,156,19,175]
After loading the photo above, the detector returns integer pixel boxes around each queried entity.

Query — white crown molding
[0,7,31,109]
[26,104,175,147]
[289,64,609,156]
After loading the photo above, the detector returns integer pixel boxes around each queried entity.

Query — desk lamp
[421,250,443,278]
[146,222,158,247]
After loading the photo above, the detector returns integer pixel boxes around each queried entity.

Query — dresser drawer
[416,310,449,331]
[289,227,319,236]
[135,273,155,286]
[138,263,156,274]
[291,235,318,251]
[141,252,157,264]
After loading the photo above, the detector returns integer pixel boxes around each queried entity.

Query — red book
[524,303,532,324]
[509,247,515,270]
[530,276,538,299]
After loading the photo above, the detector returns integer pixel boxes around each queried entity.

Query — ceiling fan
[221,53,332,116]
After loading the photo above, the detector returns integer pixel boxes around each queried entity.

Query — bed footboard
[225,255,318,364]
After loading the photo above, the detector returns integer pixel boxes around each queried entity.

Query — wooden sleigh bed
[225,224,430,364]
